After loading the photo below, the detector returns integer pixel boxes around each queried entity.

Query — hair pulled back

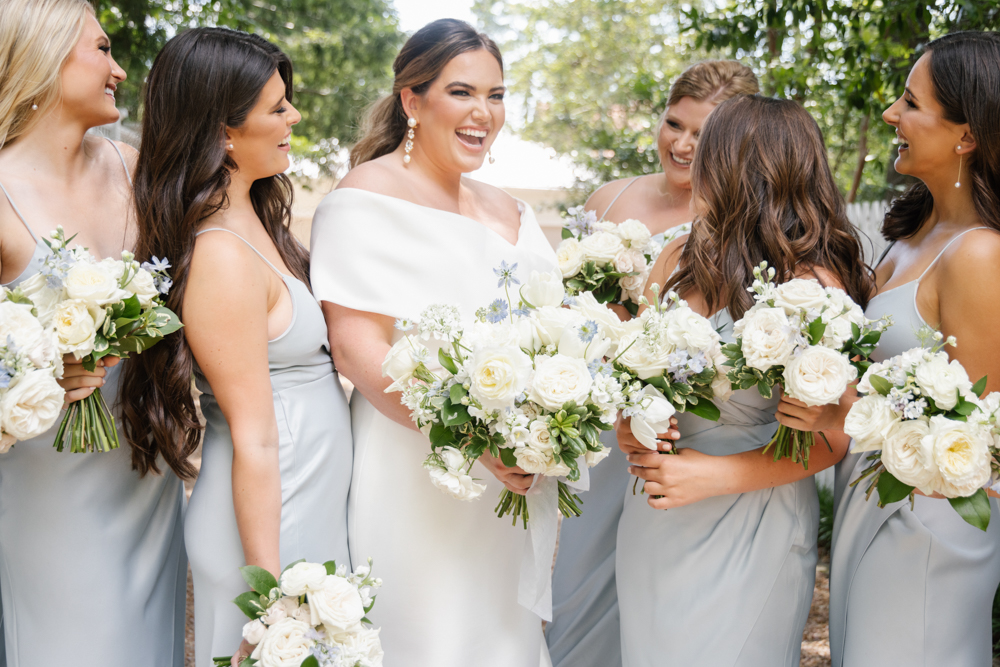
[120,27,309,479]
[667,95,874,319]
[350,19,502,167]
[654,60,759,138]
[883,31,1000,240]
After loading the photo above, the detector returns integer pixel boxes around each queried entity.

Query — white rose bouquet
[556,206,660,316]
[384,262,625,527]
[0,289,65,452]
[846,331,994,531]
[20,227,181,453]
[724,262,891,468]
[213,558,383,667]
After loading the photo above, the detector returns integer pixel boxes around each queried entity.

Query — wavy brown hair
[120,28,308,479]
[350,19,502,167]
[667,95,874,319]
[883,31,1000,240]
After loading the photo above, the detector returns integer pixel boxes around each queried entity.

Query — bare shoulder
[111,140,139,176]
[939,227,1000,286]
[584,176,642,216]
[188,227,266,295]
[336,156,399,194]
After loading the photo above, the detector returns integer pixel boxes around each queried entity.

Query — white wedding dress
[310,187,558,667]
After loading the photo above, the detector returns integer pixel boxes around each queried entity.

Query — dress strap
[0,180,40,243]
[599,176,642,221]
[103,137,133,186]
[196,228,287,279]
[874,240,895,268]
[917,227,993,283]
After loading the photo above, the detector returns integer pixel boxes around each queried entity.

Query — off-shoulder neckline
[331,187,527,247]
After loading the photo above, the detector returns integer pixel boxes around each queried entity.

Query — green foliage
[817,481,833,552]
[94,0,403,172]
[948,490,991,532]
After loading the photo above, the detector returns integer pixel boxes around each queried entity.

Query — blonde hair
[654,60,759,138]
[0,0,92,149]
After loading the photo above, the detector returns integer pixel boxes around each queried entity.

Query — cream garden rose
[242,619,267,645]
[927,416,992,497]
[556,238,586,277]
[52,298,98,358]
[467,345,532,411]
[124,268,159,309]
[845,394,899,452]
[617,219,652,248]
[381,337,427,387]
[881,420,938,493]
[64,261,127,306]
[514,441,552,474]
[665,306,720,352]
[528,354,594,411]
[579,231,625,265]
[16,272,63,327]
[308,574,366,634]
[772,279,828,315]
[914,353,972,411]
[428,446,486,501]
[250,618,313,667]
[280,562,328,596]
[783,345,856,406]
[0,369,64,440]
[736,307,796,371]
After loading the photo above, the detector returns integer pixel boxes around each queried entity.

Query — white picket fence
[846,200,890,265]
[89,111,140,149]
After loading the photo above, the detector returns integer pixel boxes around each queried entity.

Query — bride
[309,18,558,667]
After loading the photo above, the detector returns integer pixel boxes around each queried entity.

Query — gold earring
[404,117,416,165]
[956,145,963,188]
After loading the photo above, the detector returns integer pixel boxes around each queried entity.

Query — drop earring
[488,149,495,165]
[404,117,416,165]
[955,146,963,188]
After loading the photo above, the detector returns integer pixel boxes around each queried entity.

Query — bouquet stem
[762,425,831,469]
[495,482,583,528]
[53,388,119,453]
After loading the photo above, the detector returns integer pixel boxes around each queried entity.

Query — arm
[322,301,535,495]
[185,234,283,576]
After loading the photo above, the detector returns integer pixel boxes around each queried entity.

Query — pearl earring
[227,144,234,150]
[31,104,38,110]
[955,145,963,188]
[488,149,495,165]
[404,117,416,165]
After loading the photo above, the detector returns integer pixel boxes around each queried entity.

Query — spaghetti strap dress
[0,138,187,666]
[185,229,352,667]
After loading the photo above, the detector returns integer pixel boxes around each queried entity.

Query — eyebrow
[904,87,918,102]
[270,94,285,110]
[446,81,506,93]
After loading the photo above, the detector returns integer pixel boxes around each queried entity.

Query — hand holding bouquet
[846,331,994,530]
[214,558,383,667]
[0,289,64,452]
[17,227,181,452]
[724,262,891,468]
[556,207,660,316]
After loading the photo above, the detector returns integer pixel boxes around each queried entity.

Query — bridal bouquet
[17,227,181,452]
[846,332,994,530]
[613,285,731,450]
[0,290,64,452]
[556,206,660,316]
[383,264,624,526]
[214,559,383,667]
[723,262,891,468]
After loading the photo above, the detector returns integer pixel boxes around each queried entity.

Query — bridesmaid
[0,1,186,664]
[547,60,758,667]
[615,95,875,666]
[120,28,352,667]
[310,19,558,667]
[789,31,1000,666]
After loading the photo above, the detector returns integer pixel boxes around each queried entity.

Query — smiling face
[883,52,970,183]
[59,13,125,128]
[402,49,505,174]
[657,96,719,190]
[227,71,301,181]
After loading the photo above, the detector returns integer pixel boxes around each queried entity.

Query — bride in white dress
[309,19,557,667]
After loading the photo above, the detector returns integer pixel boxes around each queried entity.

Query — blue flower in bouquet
[141,256,174,294]
[588,359,613,378]
[565,206,598,238]
[577,320,599,343]
[494,260,520,289]
[485,298,509,323]
[562,295,577,307]
[512,306,531,318]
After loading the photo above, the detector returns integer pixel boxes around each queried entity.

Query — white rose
[0,432,14,454]
[782,346,856,407]
[520,269,565,308]
[467,345,532,411]
[532,306,578,347]
[307,574,365,634]
[616,219,652,249]
[546,458,572,477]
[845,395,899,452]
[557,319,611,362]
[514,316,543,352]
[333,626,384,667]
[0,370,64,440]
[124,268,158,309]
[665,306,719,352]
[515,443,552,474]
[615,332,672,380]
[17,272,64,327]
[528,354,594,411]
[291,603,311,624]
[0,301,57,368]
[52,299,97,358]
[857,361,888,396]
[619,273,646,304]
[381,337,425,387]
[881,419,938,493]
[428,446,487,501]
[822,287,865,346]
[613,247,647,275]
[914,353,972,411]
[279,562,328,596]
[64,261,127,306]
[251,618,313,667]
[580,231,624,266]
[462,320,520,351]
[772,279,828,315]
[585,446,611,467]
[569,292,626,345]
[630,385,677,450]
[261,596,299,625]
[556,238,586,277]
[526,419,553,452]
[927,416,992,497]
[710,350,734,402]
[242,619,267,645]
[737,307,796,371]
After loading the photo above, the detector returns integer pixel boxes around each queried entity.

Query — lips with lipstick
[456,127,488,149]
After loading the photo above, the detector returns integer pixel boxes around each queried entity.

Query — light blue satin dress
[616,309,818,667]
[185,229,352,667]
[0,140,187,666]
[546,174,694,667]
[830,227,1000,667]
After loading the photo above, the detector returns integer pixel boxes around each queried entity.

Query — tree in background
[93,0,403,173]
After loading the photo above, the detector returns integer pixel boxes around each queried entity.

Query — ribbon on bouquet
[517,457,590,621]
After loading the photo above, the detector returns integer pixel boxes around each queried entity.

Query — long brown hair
[667,95,874,319]
[883,31,1000,240]
[350,19,502,167]
[120,28,309,479]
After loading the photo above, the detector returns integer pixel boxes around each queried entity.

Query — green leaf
[499,447,518,467]
[851,321,861,341]
[152,306,183,335]
[441,399,472,427]
[561,227,574,239]
[449,384,468,403]
[868,374,893,396]
[323,560,338,576]
[240,565,278,596]
[686,398,721,422]
[756,381,773,400]
[428,421,457,449]
[119,294,141,319]
[972,375,988,398]
[232,591,263,620]
[875,471,914,506]
[300,656,320,667]
[807,318,827,345]
[953,399,977,417]
[948,490,991,531]
[438,348,459,375]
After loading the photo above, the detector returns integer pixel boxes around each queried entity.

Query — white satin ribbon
[518,456,590,620]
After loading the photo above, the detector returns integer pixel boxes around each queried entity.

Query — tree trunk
[848,112,870,203]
